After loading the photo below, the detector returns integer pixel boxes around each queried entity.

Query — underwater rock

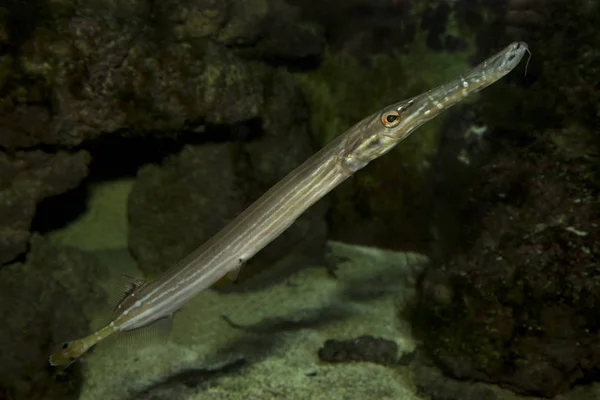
[318,335,398,366]
[211,0,324,62]
[238,1,324,63]
[288,0,475,59]
[415,128,600,397]
[413,3,600,397]
[504,0,553,40]
[0,235,105,400]
[411,350,518,400]
[288,0,417,59]
[128,71,327,281]
[411,347,600,400]
[0,0,323,150]
[0,150,90,265]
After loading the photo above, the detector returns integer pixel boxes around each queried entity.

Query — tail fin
[49,324,115,367]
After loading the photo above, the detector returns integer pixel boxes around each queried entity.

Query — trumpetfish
[50,41,528,366]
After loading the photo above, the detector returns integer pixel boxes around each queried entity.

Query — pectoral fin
[226,265,243,281]
[214,263,245,287]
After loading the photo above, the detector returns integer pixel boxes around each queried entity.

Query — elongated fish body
[50,42,528,366]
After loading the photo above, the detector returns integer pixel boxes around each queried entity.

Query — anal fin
[122,316,172,346]
[100,316,173,351]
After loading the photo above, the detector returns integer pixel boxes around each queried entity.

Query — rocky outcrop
[413,1,600,395]
[0,150,90,265]
[0,0,322,150]
[0,235,106,400]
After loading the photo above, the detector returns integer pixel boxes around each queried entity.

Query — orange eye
[381,110,401,127]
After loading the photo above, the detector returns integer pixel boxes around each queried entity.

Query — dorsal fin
[106,273,147,312]
[88,273,148,331]
[90,273,147,331]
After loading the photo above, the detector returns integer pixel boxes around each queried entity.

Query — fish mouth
[492,41,529,75]
[384,41,529,141]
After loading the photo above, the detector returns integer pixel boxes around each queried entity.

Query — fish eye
[62,343,69,349]
[381,110,401,128]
